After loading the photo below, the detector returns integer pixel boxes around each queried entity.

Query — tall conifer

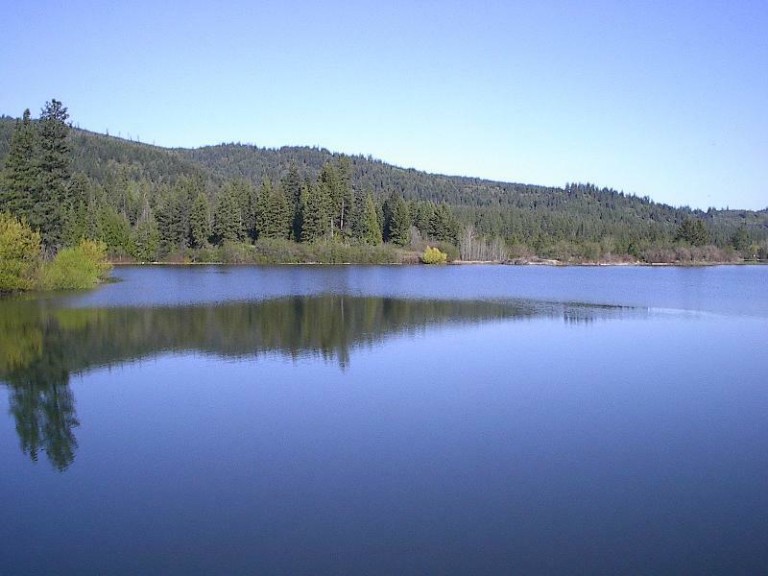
[1,109,39,223]
[36,99,71,248]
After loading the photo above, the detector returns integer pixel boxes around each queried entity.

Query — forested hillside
[1,103,766,265]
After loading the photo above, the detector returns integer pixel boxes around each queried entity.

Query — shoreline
[109,258,764,267]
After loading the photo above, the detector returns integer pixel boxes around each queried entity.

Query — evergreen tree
[1,109,39,222]
[413,201,435,236]
[319,159,353,237]
[255,178,290,239]
[335,156,353,233]
[730,225,751,253]
[213,183,245,243]
[130,210,160,261]
[282,162,303,240]
[348,189,366,240]
[675,217,709,246]
[155,184,190,253]
[300,181,332,242]
[189,192,211,248]
[35,99,72,249]
[383,192,411,246]
[360,193,382,245]
[98,205,131,255]
[226,179,256,239]
[62,172,91,245]
[430,203,459,244]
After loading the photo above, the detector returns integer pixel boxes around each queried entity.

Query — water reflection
[0,295,639,470]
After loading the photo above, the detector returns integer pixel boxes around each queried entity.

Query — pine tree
[35,99,72,249]
[189,192,211,248]
[130,208,160,262]
[361,193,382,245]
[413,201,435,236]
[99,205,131,255]
[675,217,709,246]
[383,192,411,246]
[1,109,39,223]
[335,156,353,234]
[430,203,459,244]
[213,184,245,243]
[282,162,303,240]
[226,179,256,239]
[155,184,191,253]
[319,159,353,237]
[300,181,332,242]
[730,225,751,253]
[255,178,290,239]
[62,172,91,245]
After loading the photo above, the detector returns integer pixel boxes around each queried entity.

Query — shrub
[0,213,42,292]
[432,241,459,262]
[41,240,112,290]
[421,246,448,264]
[220,241,256,264]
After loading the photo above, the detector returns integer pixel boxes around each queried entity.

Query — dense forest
[1,101,766,265]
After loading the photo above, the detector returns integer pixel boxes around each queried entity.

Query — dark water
[1,265,766,575]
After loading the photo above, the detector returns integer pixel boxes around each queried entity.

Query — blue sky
[1,0,765,210]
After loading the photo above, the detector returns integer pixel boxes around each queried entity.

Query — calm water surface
[1,265,766,575]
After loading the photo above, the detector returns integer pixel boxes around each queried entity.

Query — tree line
[0,101,460,265]
[1,101,766,265]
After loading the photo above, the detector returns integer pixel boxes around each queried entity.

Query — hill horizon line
[9,114,755,213]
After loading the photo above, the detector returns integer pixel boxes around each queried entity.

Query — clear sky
[1,0,766,210]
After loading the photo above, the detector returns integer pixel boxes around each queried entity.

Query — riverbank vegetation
[1,100,766,277]
[0,213,111,293]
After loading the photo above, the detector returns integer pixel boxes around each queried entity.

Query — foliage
[188,239,403,264]
[35,99,72,248]
[359,192,382,244]
[255,178,290,239]
[675,217,709,246]
[189,191,211,249]
[300,180,332,242]
[213,183,245,243]
[730,225,751,253]
[40,240,112,290]
[383,192,411,246]
[421,246,448,264]
[1,110,38,222]
[431,240,459,262]
[0,213,41,292]
[2,106,768,264]
[429,203,459,244]
[130,213,160,261]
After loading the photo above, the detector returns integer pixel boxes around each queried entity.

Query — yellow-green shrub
[421,246,448,264]
[41,240,112,290]
[0,213,42,292]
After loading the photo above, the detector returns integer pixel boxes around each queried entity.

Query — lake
[1,265,766,575]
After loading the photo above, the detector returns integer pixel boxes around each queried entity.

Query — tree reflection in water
[0,295,637,470]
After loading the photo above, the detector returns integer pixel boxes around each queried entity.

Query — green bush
[219,241,256,264]
[41,240,112,290]
[0,213,42,292]
[421,246,448,264]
